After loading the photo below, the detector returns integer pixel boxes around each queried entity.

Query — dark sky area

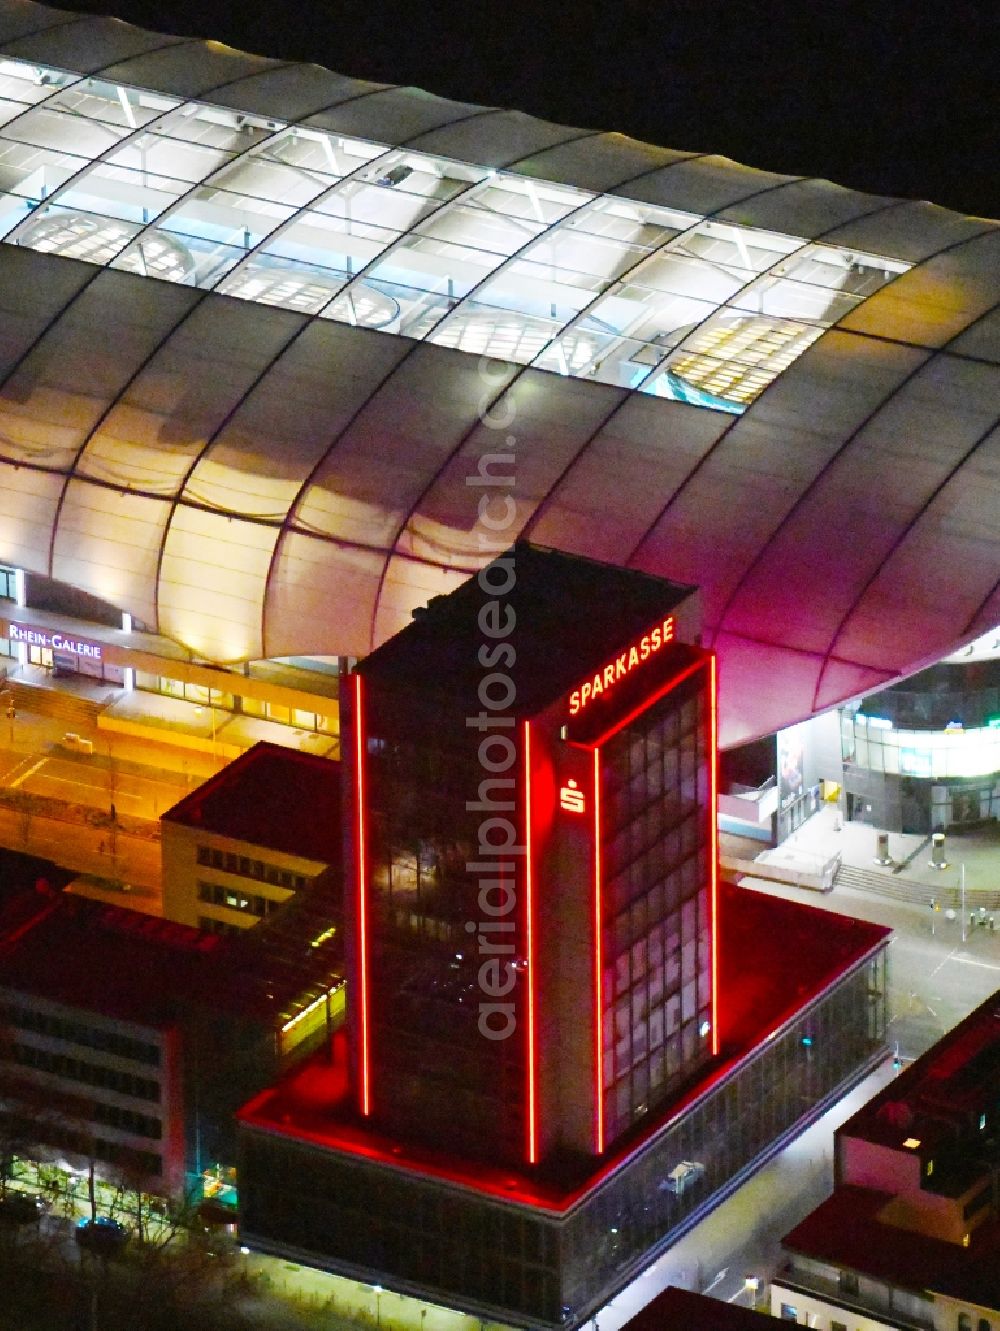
[56,0,998,219]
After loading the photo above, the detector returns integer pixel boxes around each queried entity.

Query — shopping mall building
[0,0,997,785]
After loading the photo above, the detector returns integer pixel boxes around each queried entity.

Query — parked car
[75,1215,127,1254]
[60,731,94,755]
[0,1192,45,1226]
[661,1160,705,1194]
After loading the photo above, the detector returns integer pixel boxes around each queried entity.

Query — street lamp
[373,1284,383,1329]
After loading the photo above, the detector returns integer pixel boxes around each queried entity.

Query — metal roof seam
[813,405,1000,710]
[367,168,845,642]
[621,194,918,582]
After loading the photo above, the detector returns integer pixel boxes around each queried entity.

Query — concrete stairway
[2,678,109,732]
[835,861,1000,911]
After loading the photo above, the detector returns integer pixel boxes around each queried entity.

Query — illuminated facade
[347,545,713,1167]
[0,49,906,416]
[161,741,342,933]
[842,630,1000,832]
[0,2,998,749]
[0,882,340,1200]
[238,552,891,1329]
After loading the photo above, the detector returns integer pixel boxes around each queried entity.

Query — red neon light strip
[585,656,707,748]
[523,721,538,1165]
[354,673,371,1116]
[592,745,605,1154]
[708,653,720,1057]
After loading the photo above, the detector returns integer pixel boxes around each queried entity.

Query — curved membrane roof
[0,0,998,745]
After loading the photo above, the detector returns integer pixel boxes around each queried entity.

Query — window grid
[197,879,281,918]
[0,1001,160,1065]
[4,1040,160,1102]
[238,950,889,1326]
[599,682,711,1141]
[195,843,307,890]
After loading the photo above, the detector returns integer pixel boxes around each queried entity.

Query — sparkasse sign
[567,615,675,716]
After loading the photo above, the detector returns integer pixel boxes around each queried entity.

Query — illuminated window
[599,672,712,1139]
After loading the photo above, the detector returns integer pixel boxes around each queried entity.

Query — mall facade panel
[0,564,343,753]
[841,634,1000,833]
[0,0,997,748]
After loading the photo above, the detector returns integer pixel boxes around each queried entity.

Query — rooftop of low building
[0,879,341,1033]
[783,1183,1000,1308]
[620,1286,776,1331]
[837,989,1000,1160]
[162,741,341,867]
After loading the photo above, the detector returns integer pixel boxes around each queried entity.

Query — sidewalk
[781,802,1000,892]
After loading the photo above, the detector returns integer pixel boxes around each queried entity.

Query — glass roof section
[0,58,911,415]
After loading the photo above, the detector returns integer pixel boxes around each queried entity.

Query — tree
[0,1043,60,1201]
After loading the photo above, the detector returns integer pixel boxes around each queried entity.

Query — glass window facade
[195,843,308,891]
[0,993,168,1183]
[361,698,528,1164]
[4,1041,160,1103]
[0,58,909,416]
[599,676,712,1141]
[238,947,889,1329]
[846,713,1000,783]
[197,880,281,920]
[198,915,244,938]
[842,681,1000,832]
[0,1000,161,1065]
[132,671,332,733]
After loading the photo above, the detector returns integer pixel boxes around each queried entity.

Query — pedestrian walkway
[788,802,1000,890]
[3,662,338,763]
[725,801,1000,917]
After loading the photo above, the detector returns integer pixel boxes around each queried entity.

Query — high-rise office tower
[239,545,889,1330]
[346,542,715,1168]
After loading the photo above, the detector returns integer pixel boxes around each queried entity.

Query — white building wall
[771,1279,919,1331]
